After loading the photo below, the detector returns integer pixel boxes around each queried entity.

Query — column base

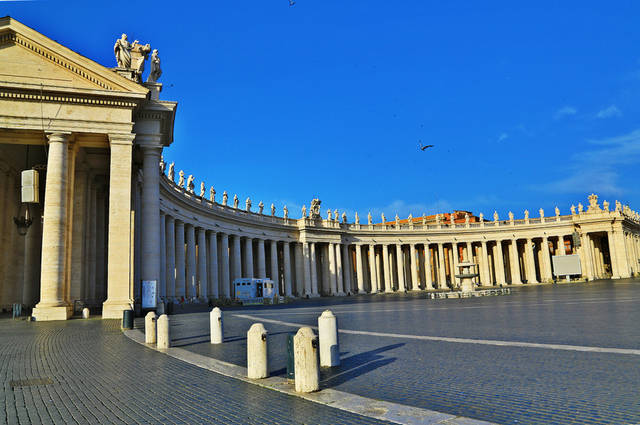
[32,304,73,321]
[336,292,346,296]
[102,299,133,319]
[308,293,320,298]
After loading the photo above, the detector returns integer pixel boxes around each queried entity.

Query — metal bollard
[157,314,170,349]
[247,323,268,379]
[145,311,157,344]
[82,308,90,319]
[293,327,319,393]
[122,309,134,330]
[210,307,223,344]
[318,309,340,367]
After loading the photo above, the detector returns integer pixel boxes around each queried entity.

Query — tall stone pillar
[480,241,491,286]
[368,244,379,293]
[243,237,254,278]
[70,164,87,302]
[495,240,506,285]
[424,244,434,290]
[174,220,186,299]
[140,146,162,296]
[578,232,594,281]
[88,182,97,302]
[283,241,292,296]
[185,224,196,298]
[293,243,304,296]
[268,239,278,284]
[328,243,338,295]
[382,244,392,292]
[396,244,406,292]
[232,234,242,284]
[208,231,219,299]
[22,204,42,307]
[302,242,312,296]
[33,132,73,321]
[165,216,176,300]
[355,245,365,293]
[525,238,538,283]
[220,233,230,298]
[611,229,631,278]
[509,239,522,285]
[540,236,552,282]
[451,243,460,287]
[197,227,207,299]
[341,244,351,294]
[557,236,565,256]
[309,243,319,296]
[607,231,621,278]
[159,212,166,299]
[409,244,419,290]
[335,244,345,295]
[102,134,136,319]
[437,243,447,289]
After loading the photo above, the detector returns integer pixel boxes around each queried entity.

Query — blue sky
[4,1,640,221]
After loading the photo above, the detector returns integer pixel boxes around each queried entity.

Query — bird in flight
[418,141,434,151]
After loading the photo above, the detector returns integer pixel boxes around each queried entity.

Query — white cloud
[596,105,622,119]
[497,132,509,142]
[554,106,577,120]
[535,128,640,195]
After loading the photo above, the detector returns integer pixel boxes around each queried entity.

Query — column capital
[46,131,73,144]
[140,144,163,156]
[108,133,136,146]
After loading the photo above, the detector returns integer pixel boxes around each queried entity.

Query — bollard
[293,327,319,393]
[122,309,134,330]
[145,311,157,344]
[210,307,223,344]
[247,323,268,379]
[157,314,170,349]
[82,308,90,319]
[318,309,340,367]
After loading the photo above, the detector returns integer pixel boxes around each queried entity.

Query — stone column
[309,242,319,296]
[22,204,42,307]
[165,216,176,300]
[140,146,162,296]
[396,244,406,292]
[302,242,312,296]
[102,134,136,319]
[355,245,365,293]
[540,236,552,282]
[243,237,254,279]
[185,224,196,298]
[424,244,434,290]
[294,243,304,297]
[283,241,292,296]
[509,239,522,285]
[252,239,264,279]
[495,240,506,285]
[437,243,447,289]
[408,244,419,291]
[368,244,379,293]
[557,236,565,256]
[341,244,352,294]
[232,234,242,284]
[268,240,278,287]
[70,164,87,302]
[328,243,338,295]
[525,238,538,283]
[480,241,491,286]
[208,231,219,299]
[220,233,231,298]
[606,231,620,278]
[174,220,186,299]
[87,182,97,302]
[578,232,594,281]
[33,132,73,321]
[451,243,460,287]
[335,244,345,295]
[158,212,166,299]
[382,244,392,292]
[197,227,208,299]
[611,229,631,278]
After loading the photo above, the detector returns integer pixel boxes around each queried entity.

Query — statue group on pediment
[309,199,321,219]
[113,33,161,83]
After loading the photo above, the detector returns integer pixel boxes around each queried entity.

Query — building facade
[1,18,639,320]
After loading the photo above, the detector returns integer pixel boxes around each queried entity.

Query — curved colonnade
[147,168,640,302]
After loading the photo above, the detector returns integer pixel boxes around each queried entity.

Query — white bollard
[157,314,170,349]
[247,323,268,379]
[318,309,340,367]
[145,311,157,344]
[210,307,223,344]
[81,308,90,319]
[294,327,319,393]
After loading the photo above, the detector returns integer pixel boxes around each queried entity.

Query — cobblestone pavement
[170,279,640,425]
[0,317,396,425]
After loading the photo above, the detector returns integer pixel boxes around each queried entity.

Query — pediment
[0,17,147,97]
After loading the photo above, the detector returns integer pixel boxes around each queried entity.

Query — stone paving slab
[164,280,640,425]
[126,327,493,425]
[0,317,400,425]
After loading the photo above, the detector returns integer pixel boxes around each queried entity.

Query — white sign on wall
[552,255,582,276]
[141,280,157,309]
